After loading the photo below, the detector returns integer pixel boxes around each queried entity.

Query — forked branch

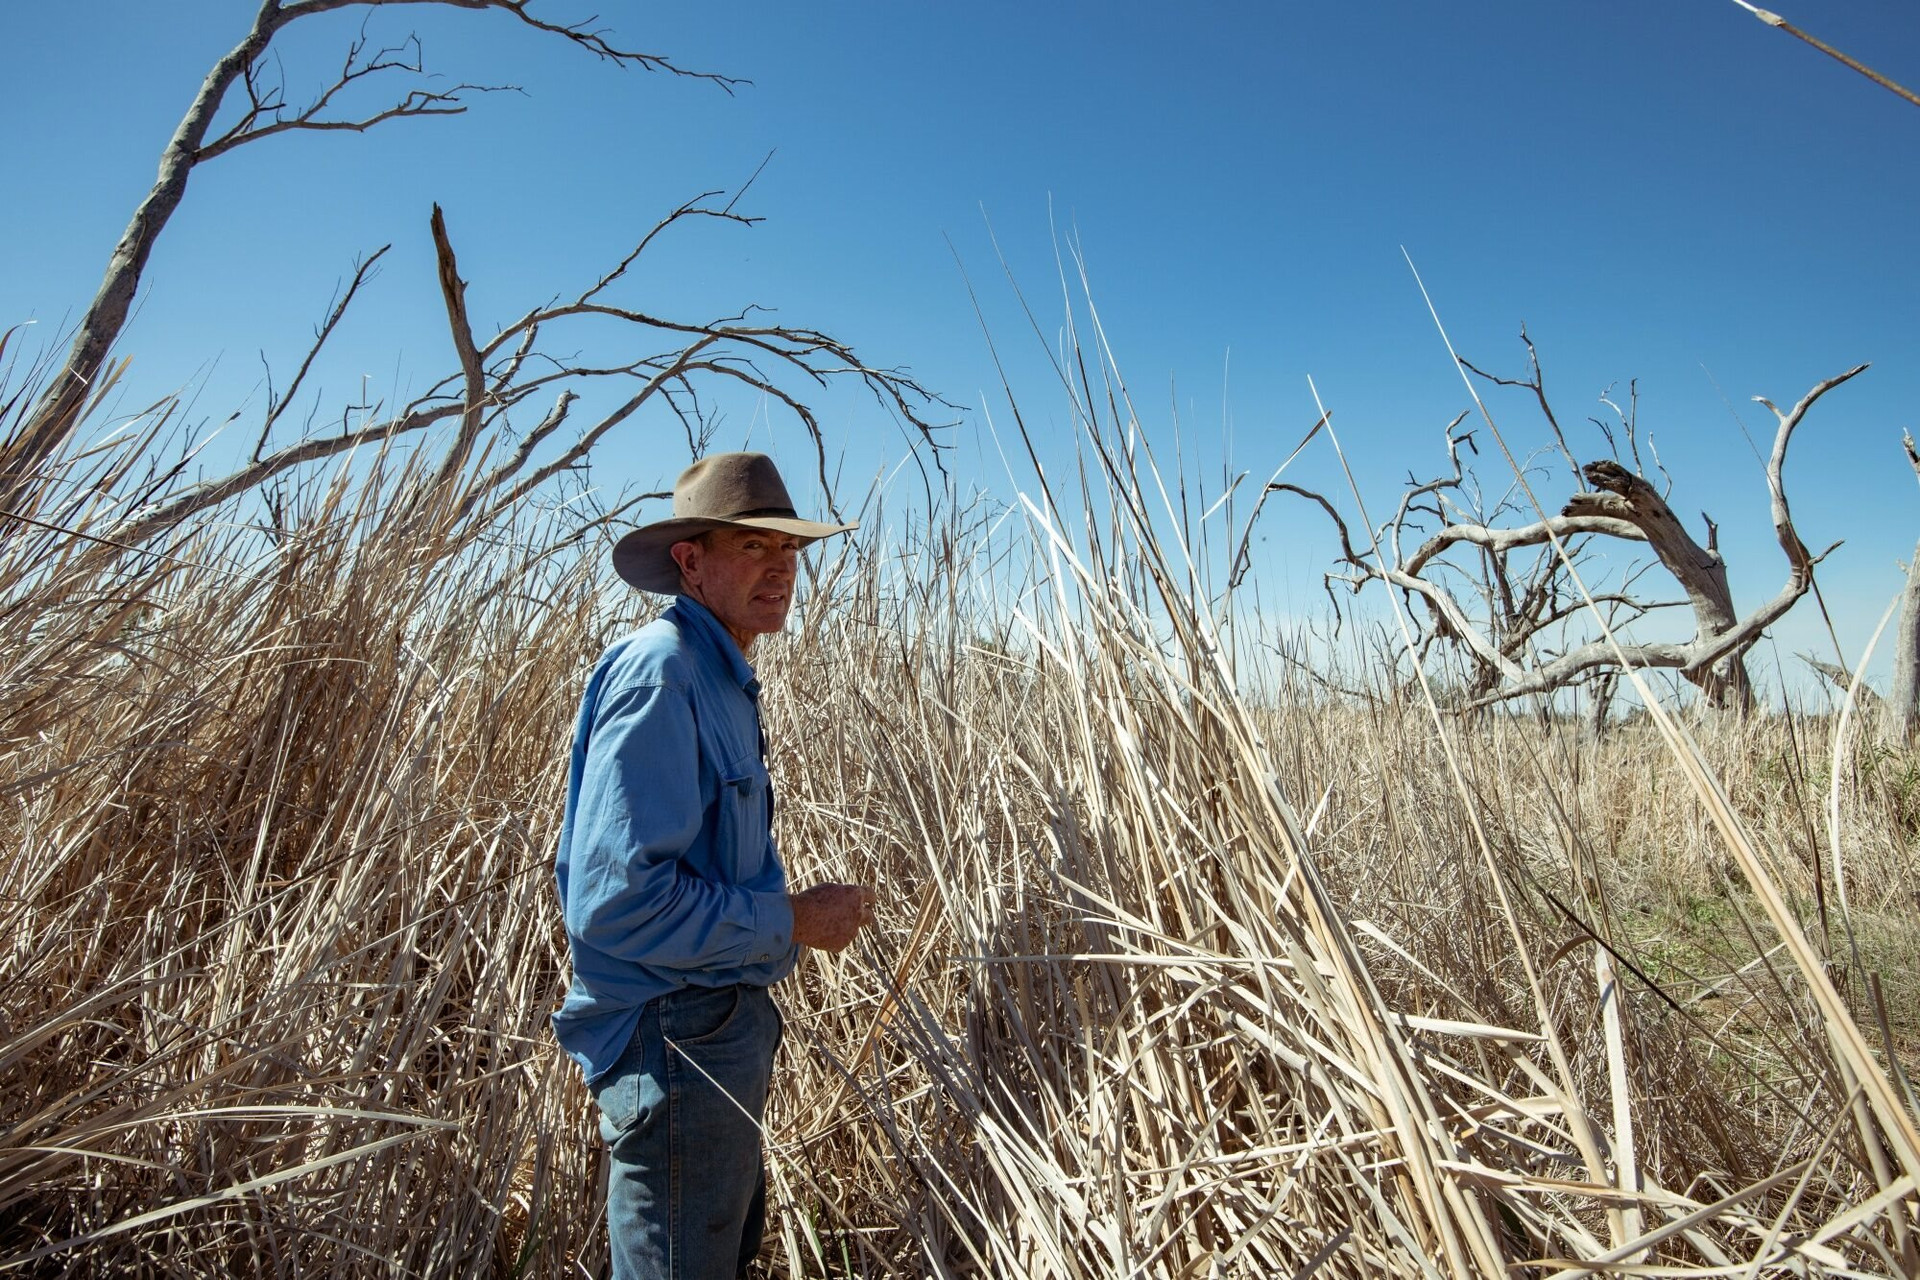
[108,190,951,548]
[4,0,739,516]
[1276,340,1863,712]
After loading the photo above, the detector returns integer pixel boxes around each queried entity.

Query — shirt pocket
[715,751,772,882]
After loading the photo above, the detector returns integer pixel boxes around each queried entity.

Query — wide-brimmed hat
[611,452,855,594]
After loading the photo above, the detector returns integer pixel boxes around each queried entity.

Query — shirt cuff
[749,888,795,965]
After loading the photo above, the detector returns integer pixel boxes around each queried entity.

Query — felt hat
[611,452,855,594]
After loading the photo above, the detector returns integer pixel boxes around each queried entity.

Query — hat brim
[611,514,857,594]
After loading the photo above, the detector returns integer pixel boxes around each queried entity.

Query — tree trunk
[1886,542,1920,747]
[1587,671,1619,739]
[1563,459,1754,712]
[1,5,281,513]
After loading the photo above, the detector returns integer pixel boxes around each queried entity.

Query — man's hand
[789,883,876,953]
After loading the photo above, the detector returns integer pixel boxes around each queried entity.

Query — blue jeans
[592,984,783,1280]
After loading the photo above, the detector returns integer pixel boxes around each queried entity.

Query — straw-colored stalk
[3,325,1918,1275]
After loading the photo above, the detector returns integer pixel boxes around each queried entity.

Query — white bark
[1886,544,1920,747]
[1887,434,1920,746]
[1276,361,1865,715]
[1564,459,1753,710]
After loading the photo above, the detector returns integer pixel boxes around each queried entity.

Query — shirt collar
[666,595,759,693]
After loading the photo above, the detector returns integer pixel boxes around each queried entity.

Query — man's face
[672,527,803,651]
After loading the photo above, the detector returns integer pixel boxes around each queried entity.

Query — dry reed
[3,335,1917,1275]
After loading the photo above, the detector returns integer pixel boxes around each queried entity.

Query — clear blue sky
[5,1,1918,696]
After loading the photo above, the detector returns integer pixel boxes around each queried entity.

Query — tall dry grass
[0,419,612,1273]
[3,340,1918,1275]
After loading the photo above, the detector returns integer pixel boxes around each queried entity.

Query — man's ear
[669,538,702,583]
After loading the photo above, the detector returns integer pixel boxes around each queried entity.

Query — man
[552,452,876,1280]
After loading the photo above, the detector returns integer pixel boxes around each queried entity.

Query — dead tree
[88,192,947,553]
[1,0,738,515]
[1887,432,1920,746]
[1275,340,1863,714]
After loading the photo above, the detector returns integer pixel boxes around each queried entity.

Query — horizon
[5,0,1917,705]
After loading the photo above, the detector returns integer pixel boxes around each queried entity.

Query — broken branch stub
[1564,458,1751,710]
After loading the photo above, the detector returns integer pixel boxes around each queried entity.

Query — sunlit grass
[3,342,1917,1275]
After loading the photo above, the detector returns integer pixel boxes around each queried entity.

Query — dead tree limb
[259,244,389,459]
[1802,654,1883,710]
[1729,2,1920,111]
[103,192,951,550]
[1402,512,1646,579]
[1270,399,1658,701]
[2,0,737,514]
[1456,325,1583,487]
[1562,459,1755,708]
[424,204,489,499]
[1887,432,1920,745]
[1270,341,1863,713]
[1228,410,1327,591]
[1469,365,1864,710]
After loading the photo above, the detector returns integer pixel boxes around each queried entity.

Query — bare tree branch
[1753,364,1866,555]
[424,205,489,497]
[195,29,514,162]
[109,400,466,546]
[259,243,390,457]
[3,0,738,515]
[1459,325,1583,488]
[1288,340,1864,713]
[1269,482,1370,566]
[1729,1,1920,110]
[1402,513,1646,580]
[281,0,747,89]
[1385,411,1474,567]
[1561,458,1755,703]
[1228,410,1328,590]
[1801,653,1883,709]
[1270,477,1526,686]
[580,192,761,306]
[459,337,725,526]
[1463,638,1698,710]
[1374,562,1529,685]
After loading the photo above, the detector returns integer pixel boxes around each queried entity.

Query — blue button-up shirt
[551,596,797,1083]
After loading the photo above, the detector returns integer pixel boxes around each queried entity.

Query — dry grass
[3,352,1919,1275]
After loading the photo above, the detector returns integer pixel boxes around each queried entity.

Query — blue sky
[5,1,1918,696]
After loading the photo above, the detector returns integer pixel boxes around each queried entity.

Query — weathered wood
[1886,433,1920,746]
[422,204,488,502]
[1889,549,1920,745]
[0,0,736,517]
[1801,654,1884,710]
[1272,349,1864,716]
[1565,459,1752,710]
[2,1,285,513]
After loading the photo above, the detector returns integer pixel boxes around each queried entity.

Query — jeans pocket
[663,983,742,1046]
[591,1009,659,1137]
[593,1068,640,1139]
[594,1080,640,1143]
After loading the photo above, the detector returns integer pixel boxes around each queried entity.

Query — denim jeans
[592,984,783,1280]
